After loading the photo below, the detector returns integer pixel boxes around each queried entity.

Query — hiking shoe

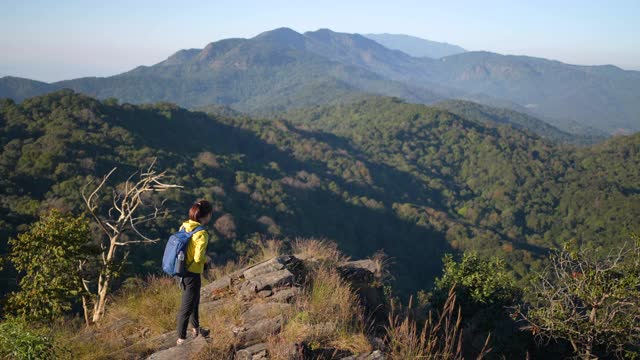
[193,327,210,338]
[176,338,186,346]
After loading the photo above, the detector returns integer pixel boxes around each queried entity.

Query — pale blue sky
[1,0,639,82]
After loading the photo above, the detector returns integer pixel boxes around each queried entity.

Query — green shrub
[7,210,94,322]
[432,253,520,315]
[0,318,61,359]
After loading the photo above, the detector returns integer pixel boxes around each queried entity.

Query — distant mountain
[425,52,640,134]
[0,76,60,102]
[433,99,605,145]
[364,33,466,58]
[49,28,445,112]
[1,28,639,135]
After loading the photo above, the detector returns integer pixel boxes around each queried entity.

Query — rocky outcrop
[133,255,387,359]
[146,336,208,360]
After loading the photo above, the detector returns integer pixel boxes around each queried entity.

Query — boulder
[267,286,301,303]
[243,257,287,280]
[241,302,292,325]
[235,315,284,346]
[235,342,269,360]
[146,336,208,360]
[341,350,386,360]
[337,259,378,286]
[239,269,294,299]
[109,330,178,359]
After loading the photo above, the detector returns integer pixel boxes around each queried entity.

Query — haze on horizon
[1,0,639,83]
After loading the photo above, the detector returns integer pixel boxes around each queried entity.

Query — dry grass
[108,276,182,334]
[292,238,349,266]
[54,276,183,359]
[307,268,357,324]
[330,331,372,355]
[249,238,285,264]
[198,300,244,357]
[370,250,393,285]
[385,287,491,360]
[268,266,372,358]
[53,320,123,360]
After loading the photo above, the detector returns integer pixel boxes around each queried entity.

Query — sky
[1,0,639,82]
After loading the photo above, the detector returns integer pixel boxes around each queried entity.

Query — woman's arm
[191,230,209,265]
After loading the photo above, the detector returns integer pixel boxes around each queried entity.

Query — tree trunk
[92,240,117,322]
[82,295,91,327]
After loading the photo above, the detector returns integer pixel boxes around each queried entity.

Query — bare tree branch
[81,161,182,323]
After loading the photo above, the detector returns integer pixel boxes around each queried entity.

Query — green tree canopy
[7,210,94,321]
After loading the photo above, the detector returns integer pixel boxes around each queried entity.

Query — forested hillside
[433,99,605,145]
[282,98,640,265]
[1,91,638,303]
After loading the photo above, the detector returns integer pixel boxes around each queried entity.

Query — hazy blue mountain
[0,76,61,101]
[1,28,639,135]
[364,33,466,58]
[433,99,605,145]
[426,52,640,134]
[303,31,639,134]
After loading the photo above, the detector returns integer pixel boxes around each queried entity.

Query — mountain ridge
[364,33,467,58]
[1,27,639,134]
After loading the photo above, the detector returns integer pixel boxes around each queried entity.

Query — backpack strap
[187,226,205,236]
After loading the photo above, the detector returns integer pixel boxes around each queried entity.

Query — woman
[176,199,213,345]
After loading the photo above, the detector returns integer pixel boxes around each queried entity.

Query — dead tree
[81,161,181,323]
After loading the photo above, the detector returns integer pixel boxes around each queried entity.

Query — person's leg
[176,274,197,340]
[189,274,201,332]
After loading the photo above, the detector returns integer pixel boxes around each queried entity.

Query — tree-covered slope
[1,92,638,301]
[433,99,605,145]
[282,97,640,266]
[0,91,447,299]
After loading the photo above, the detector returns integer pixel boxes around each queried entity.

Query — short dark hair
[188,199,213,222]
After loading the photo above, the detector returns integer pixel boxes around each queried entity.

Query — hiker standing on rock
[176,200,213,345]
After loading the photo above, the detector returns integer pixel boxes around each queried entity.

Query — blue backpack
[162,226,204,276]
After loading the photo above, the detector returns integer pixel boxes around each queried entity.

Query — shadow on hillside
[288,125,450,209]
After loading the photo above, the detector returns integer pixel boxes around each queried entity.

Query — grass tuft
[385,286,491,360]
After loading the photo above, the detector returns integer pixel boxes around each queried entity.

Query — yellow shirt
[181,220,209,274]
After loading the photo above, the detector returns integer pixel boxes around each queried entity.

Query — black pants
[177,271,201,339]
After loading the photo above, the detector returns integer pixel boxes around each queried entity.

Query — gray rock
[241,302,291,325]
[337,259,378,285]
[109,330,178,359]
[235,342,268,360]
[200,275,232,302]
[243,257,286,280]
[341,350,386,360]
[235,315,284,346]
[146,336,208,360]
[240,269,294,299]
[200,297,233,313]
[267,286,301,303]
